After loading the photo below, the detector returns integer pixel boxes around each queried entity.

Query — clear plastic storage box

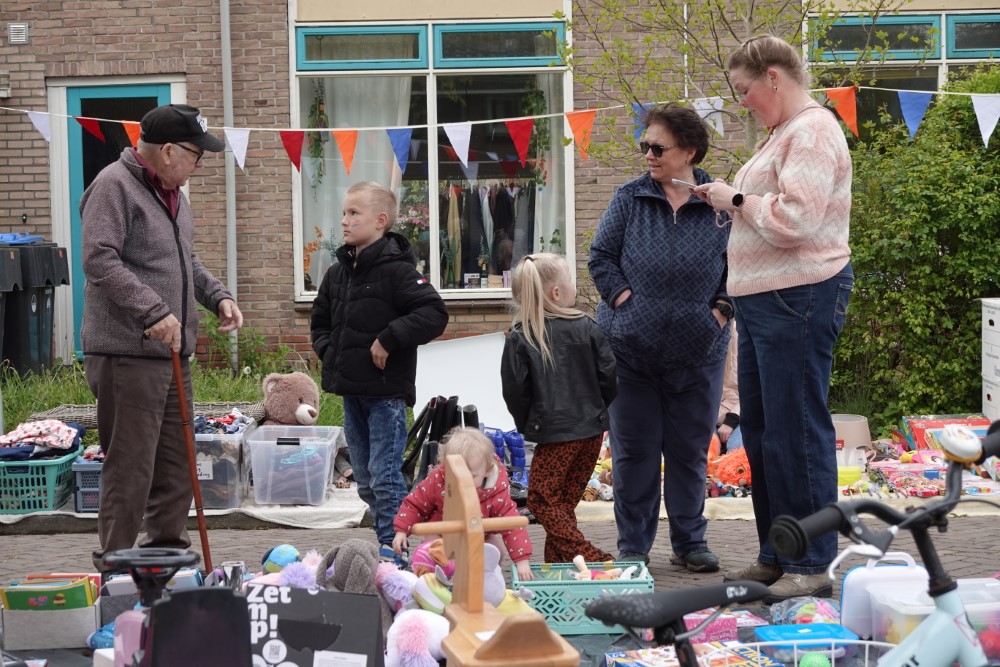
[870,578,1000,645]
[195,420,255,509]
[247,425,340,505]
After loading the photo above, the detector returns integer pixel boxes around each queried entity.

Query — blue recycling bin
[1,242,70,376]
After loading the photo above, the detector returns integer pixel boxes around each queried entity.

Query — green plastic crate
[510,560,654,635]
[0,446,81,514]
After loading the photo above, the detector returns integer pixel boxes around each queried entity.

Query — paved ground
[1,510,998,665]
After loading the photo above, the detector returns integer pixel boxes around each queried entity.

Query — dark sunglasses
[173,143,205,164]
[639,141,676,158]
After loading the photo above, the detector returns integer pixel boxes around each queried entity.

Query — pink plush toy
[375,562,418,614]
[385,609,449,667]
[410,538,456,579]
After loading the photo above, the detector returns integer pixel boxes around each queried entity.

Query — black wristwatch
[715,301,734,321]
[732,193,745,208]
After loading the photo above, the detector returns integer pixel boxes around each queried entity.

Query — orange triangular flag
[75,117,105,143]
[825,86,858,136]
[566,110,596,160]
[505,119,534,167]
[122,121,141,148]
[279,130,306,171]
[331,129,358,175]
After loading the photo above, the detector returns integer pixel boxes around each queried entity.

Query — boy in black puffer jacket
[311,181,448,561]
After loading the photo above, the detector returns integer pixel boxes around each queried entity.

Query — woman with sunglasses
[693,34,853,602]
[589,104,732,573]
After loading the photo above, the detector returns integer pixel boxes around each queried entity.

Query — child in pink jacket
[392,427,534,581]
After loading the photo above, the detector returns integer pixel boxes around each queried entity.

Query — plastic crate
[0,446,82,514]
[510,560,654,635]
[195,421,255,509]
[247,425,339,505]
[72,460,103,513]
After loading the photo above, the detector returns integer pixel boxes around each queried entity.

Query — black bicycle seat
[586,580,769,630]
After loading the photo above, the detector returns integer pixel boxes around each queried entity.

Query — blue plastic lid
[755,623,859,649]
[0,233,45,245]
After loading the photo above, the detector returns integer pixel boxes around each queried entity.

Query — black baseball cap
[139,104,225,152]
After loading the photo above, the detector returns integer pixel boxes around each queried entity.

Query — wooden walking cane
[172,350,213,574]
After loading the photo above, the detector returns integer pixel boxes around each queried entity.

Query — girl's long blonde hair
[510,253,584,367]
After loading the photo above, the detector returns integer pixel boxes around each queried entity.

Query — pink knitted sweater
[728,104,852,296]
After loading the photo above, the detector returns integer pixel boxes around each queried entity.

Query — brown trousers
[84,355,194,571]
[526,435,614,564]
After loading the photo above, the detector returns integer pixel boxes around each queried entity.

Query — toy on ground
[570,555,624,581]
[262,372,320,426]
[385,608,451,667]
[711,447,751,488]
[411,538,456,579]
[410,453,579,666]
[261,544,301,573]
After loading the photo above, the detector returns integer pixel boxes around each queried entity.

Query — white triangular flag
[692,97,725,137]
[443,122,472,168]
[460,160,479,182]
[28,111,52,142]
[486,151,499,161]
[971,95,1000,147]
[224,128,251,170]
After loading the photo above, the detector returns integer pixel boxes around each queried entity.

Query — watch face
[732,193,744,207]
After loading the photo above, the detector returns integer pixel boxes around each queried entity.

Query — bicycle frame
[876,587,987,667]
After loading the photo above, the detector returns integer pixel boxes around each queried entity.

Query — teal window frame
[817,15,940,61]
[433,22,565,68]
[947,14,1000,58]
[295,26,427,70]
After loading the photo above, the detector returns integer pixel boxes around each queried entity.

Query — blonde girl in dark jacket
[500,253,618,563]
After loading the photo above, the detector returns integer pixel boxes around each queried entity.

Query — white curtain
[535,73,565,257]
[302,75,413,286]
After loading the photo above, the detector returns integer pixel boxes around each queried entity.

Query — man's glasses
[639,141,676,158]
[173,143,204,164]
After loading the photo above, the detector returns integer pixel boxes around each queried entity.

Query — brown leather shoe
[723,560,783,585]
[763,572,833,603]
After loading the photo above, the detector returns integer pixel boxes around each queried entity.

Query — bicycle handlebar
[978,421,1000,464]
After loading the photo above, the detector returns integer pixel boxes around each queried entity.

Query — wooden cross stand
[411,454,580,667]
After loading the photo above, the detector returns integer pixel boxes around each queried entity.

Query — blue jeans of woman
[609,354,724,557]
[734,262,853,573]
[343,396,408,546]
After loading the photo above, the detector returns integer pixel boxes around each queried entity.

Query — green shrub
[833,63,1000,434]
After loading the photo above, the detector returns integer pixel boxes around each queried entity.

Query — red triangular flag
[825,86,858,136]
[505,119,534,167]
[75,117,105,143]
[566,110,596,160]
[331,130,358,175]
[122,121,141,148]
[279,130,306,171]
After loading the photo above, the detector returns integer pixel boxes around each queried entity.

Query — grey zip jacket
[80,147,232,359]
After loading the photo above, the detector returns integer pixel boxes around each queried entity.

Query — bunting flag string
[4,84,1000,173]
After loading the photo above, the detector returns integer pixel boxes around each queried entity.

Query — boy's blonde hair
[346,181,398,231]
[510,253,583,367]
[438,427,495,471]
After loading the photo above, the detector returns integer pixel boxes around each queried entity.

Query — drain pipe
[220,0,238,372]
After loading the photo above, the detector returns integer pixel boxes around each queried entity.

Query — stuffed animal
[279,549,326,589]
[410,538,456,579]
[262,372,320,426]
[262,544,301,573]
[375,562,419,614]
[711,447,751,488]
[570,555,624,581]
[385,609,450,667]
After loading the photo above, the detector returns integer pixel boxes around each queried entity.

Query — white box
[984,339,1000,382]
[983,298,1000,348]
[984,376,1000,422]
[93,647,115,667]
[1,598,100,650]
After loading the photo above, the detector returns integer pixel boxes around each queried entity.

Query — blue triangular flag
[386,128,413,173]
[898,91,933,141]
[632,102,655,141]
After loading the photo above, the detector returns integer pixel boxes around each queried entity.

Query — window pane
[303,32,419,63]
[299,76,428,291]
[440,29,557,61]
[825,22,935,53]
[436,73,566,290]
[953,21,1000,51]
[816,67,938,140]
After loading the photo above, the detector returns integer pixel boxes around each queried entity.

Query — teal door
[67,84,170,357]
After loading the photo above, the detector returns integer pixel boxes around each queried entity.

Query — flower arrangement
[397,202,429,246]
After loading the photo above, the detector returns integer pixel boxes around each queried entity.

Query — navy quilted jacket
[589,169,731,369]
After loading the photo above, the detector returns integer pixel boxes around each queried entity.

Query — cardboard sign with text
[246,584,384,667]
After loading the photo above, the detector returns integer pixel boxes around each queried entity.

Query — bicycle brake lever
[827,543,886,579]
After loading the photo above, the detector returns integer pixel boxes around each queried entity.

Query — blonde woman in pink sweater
[693,34,853,603]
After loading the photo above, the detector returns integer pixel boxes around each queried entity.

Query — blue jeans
[734,263,853,573]
[609,354,725,556]
[343,396,408,545]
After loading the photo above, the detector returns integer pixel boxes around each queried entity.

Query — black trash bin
[1,242,70,376]
[0,246,22,366]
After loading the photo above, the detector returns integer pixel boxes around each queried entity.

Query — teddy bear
[262,372,320,426]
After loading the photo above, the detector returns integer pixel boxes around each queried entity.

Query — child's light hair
[346,181,398,231]
[510,253,584,367]
[438,427,495,471]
